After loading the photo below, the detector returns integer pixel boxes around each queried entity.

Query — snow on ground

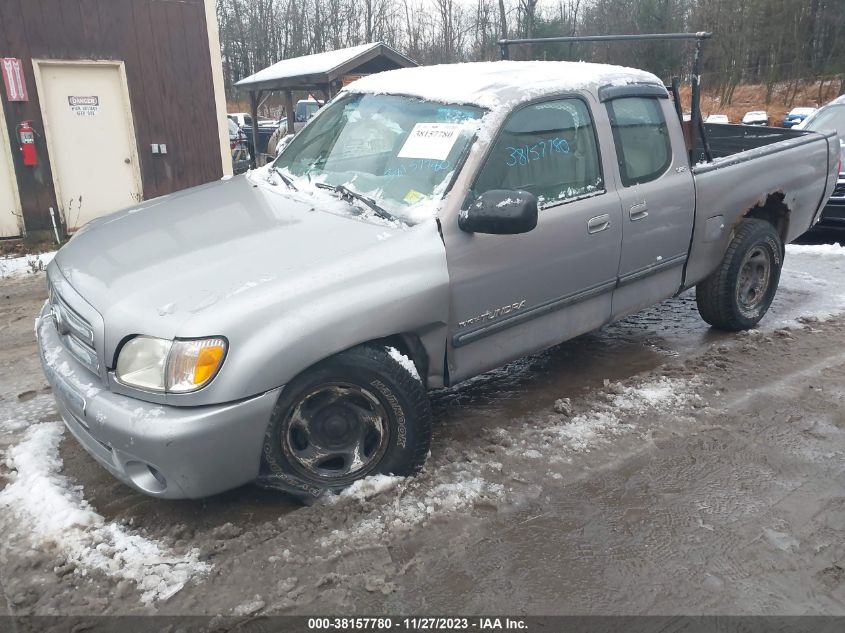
[769,243,845,328]
[0,251,55,279]
[0,422,210,604]
[335,474,405,502]
[319,373,699,551]
[507,375,701,457]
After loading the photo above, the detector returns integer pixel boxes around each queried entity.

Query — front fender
[172,220,450,405]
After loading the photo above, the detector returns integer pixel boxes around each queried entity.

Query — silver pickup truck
[36,61,839,500]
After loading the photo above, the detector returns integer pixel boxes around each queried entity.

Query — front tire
[696,218,784,331]
[261,345,432,494]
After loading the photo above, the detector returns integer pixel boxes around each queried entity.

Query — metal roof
[235,42,417,92]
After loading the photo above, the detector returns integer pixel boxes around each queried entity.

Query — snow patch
[0,252,55,279]
[346,61,660,111]
[239,43,385,87]
[0,422,210,604]
[786,243,845,257]
[386,346,420,381]
[319,472,501,550]
[40,320,102,399]
[767,244,845,328]
[317,374,697,552]
[336,474,404,501]
[511,375,699,456]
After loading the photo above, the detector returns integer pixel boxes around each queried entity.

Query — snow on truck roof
[344,60,663,109]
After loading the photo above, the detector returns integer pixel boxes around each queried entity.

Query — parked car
[267,100,323,155]
[782,106,816,128]
[796,96,845,231]
[270,130,295,157]
[742,111,770,126]
[705,114,729,124]
[294,98,320,123]
[37,61,838,500]
[227,118,251,175]
[239,118,281,159]
[227,112,274,129]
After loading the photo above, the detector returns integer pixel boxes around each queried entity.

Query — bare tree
[217,0,845,103]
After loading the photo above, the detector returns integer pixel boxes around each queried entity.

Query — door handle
[629,202,649,221]
[587,213,611,234]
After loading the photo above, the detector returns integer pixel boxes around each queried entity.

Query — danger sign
[68,96,99,116]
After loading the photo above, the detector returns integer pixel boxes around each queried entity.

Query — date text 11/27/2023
[307,617,528,631]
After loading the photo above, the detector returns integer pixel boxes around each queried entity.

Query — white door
[0,110,22,237]
[35,61,141,231]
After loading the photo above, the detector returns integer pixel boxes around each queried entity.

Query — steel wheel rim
[736,246,772,314]
[282,382,390,482]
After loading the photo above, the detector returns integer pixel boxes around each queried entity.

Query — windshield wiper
[270,165,298,191]
[314,183,395,222]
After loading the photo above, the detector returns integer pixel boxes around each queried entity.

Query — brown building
[0,0,230,239]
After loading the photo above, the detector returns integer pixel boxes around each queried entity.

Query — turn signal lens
[195,344,226,384]
[166,338,227,393]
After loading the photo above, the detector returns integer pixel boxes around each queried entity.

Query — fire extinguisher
[18,121,37,167]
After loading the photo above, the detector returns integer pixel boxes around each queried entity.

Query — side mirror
[459,190,538,235]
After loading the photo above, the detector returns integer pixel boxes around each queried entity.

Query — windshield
[273,93,484,224]
[804,105,845,134]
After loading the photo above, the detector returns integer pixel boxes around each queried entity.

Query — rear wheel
[260,345,432,495]
[696,218,784,331]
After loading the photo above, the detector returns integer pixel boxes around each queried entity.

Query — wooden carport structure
[235,42,416,165]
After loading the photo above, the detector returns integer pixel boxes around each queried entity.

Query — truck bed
[697,123,808,160]
[683,126,839,288]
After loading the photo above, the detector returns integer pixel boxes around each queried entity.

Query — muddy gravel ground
[2,244,845,617]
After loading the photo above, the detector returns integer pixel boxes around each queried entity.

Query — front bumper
[36,303,281,499]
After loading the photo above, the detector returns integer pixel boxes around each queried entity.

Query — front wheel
[696,218,784,331]
[260,344,432,496]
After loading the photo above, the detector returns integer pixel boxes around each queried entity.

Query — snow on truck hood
[52,174,441,340]
[344,60,663,110]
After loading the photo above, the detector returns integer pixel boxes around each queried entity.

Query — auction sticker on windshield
[398,122,462,160]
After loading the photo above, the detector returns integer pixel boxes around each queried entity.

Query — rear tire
[260,344,432,496]
[696,218,784,331]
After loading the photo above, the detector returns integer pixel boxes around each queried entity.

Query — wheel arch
[371,332,431,388]
[742,192,791,244]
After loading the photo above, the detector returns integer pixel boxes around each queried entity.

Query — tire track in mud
[383,320,845,614]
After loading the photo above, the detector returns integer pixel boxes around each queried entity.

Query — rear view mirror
[459,190,538,235]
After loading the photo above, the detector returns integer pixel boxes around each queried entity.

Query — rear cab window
[472,97,604,207]
[606,97,672,186]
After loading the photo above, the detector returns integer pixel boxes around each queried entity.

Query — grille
[832,182,845,199]
[49,284,99,375]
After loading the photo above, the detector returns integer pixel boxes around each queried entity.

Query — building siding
[0,0,223,233]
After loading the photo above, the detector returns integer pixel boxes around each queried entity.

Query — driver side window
[473,98,604,207]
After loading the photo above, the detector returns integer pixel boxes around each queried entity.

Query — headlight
[116,336,227,393]
[116,336,171,391]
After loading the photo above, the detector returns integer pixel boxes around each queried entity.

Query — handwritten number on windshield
[506,138,570,167]
[384,158,452,182]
